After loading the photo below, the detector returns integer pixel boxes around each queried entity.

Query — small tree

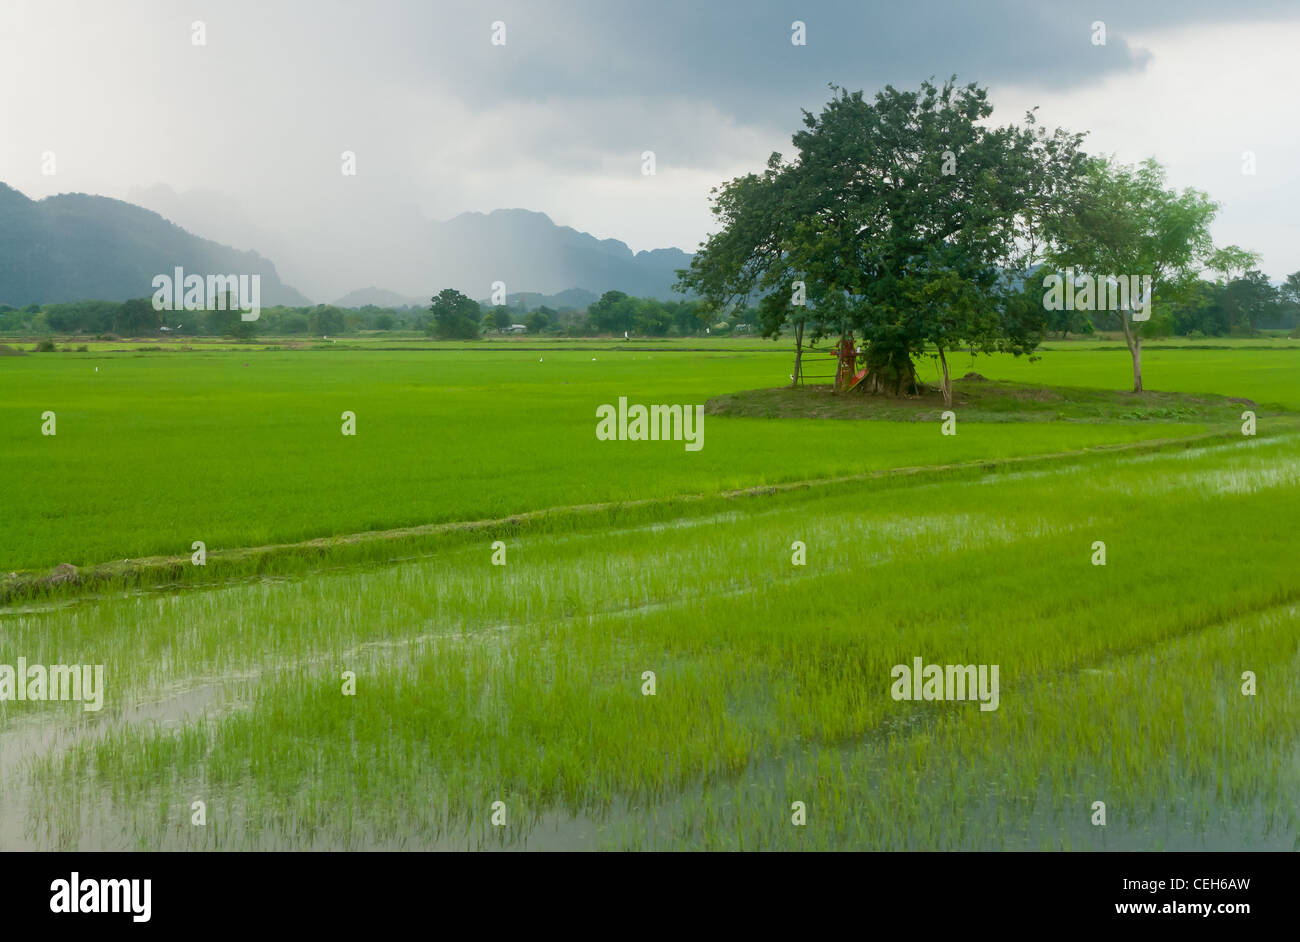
[1281,271,1300,307]
[206,292,257,339]
[281,313,310,334]
[588,291,637,334]
[1221,270,1278,333]
[667,300,708,336]
[1045,157,1254,392]
[1279,272,1300,333]
[525,309,550,334]
[114,297,161,335]
[309,305,346,335]
[636,299,672,335]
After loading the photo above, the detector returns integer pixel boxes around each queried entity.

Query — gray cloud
[2,0,1297,300]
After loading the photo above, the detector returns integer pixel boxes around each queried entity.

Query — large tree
[1044,157,1254,391]
[679,79,1086,404]
[428,289,482,340]
[677,157,826,385]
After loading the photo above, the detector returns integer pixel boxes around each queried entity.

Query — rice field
[4,341,1295,572]
[0,341,1296,850]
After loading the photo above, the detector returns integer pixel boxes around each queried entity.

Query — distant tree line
[1045,269,1300,339]
[0,297,416,338]
[0,292,729,340]
[11,276,1289,344]
[424,288,718,339]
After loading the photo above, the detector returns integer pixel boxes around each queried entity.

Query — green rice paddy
[1,339,1296,849]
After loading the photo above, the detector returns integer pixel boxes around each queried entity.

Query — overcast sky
[3,0,1298,292]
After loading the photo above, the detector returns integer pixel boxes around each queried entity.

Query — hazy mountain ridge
[3,182,694,307]
[470,288,601,313]
[126,185,693,303]
[331,287,427,308]
[0,183,310,307]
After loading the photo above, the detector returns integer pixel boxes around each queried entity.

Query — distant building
[507,324,527,333]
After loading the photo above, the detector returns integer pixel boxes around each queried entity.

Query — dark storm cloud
[359,0,1296,127]
[6,0,1298,297]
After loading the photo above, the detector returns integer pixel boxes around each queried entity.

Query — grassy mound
[706,379,1275,424]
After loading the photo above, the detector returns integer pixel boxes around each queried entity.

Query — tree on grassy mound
[678,79,1086,405]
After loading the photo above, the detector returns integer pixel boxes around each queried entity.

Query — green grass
[1,339,1295,851]
[4,344,1267,572]
[708,378,1269,424]
[7,431,1299,850]
[968,345,1300,410]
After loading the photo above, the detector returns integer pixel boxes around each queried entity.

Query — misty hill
[436,209,691,300]
[333,285,600,312]
[524,288,599,310]
[0,183,311,307]
[332,287,426,308]
[126,184,693,303]
[468,288,600,313]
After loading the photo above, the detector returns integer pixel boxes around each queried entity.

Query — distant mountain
[0,183,311,307]
[332,286,600,313]
[332,287,426,309]
[9,180,693,306]
[124,183,285,268]
[435,209,692,301]
[473,288,600,312]
[125,184,694,303]
[543,288,601,310]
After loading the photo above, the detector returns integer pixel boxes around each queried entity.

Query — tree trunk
[937,346,952,408]
[1120,312,1143,393]
[790,320,804,388]
[1131,335,1142,392]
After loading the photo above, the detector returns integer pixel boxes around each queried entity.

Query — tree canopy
[428,289,483,340]
[679,78,1087,404]
[1044,156,1253,391]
